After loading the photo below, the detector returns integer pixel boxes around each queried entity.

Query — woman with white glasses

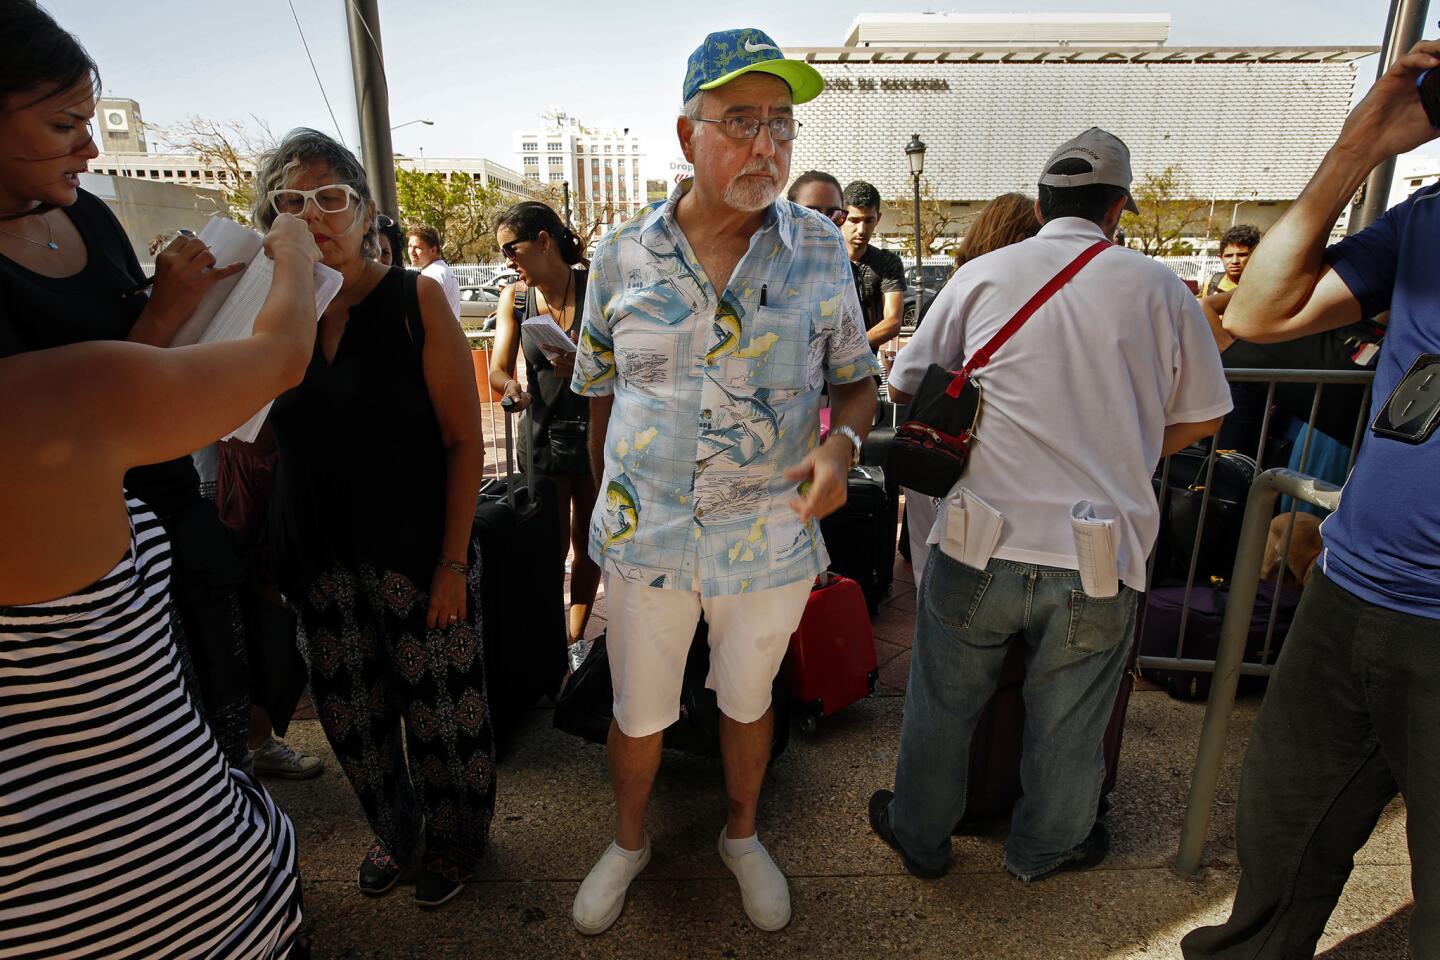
[256,128,494,910]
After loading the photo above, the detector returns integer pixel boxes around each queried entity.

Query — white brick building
[514,111,646,229]
[786,14,1375,248]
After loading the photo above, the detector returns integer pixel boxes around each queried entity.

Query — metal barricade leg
[1174,468,1342,877]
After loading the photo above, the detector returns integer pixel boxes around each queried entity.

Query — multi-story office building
[514,111,646,229]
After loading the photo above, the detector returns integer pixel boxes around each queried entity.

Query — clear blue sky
[45,0,1425,180]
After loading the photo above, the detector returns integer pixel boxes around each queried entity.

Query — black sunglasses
[804,205,847,226]
[500,236,532,260]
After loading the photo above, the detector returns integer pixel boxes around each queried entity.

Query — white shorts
[603,572,812,738]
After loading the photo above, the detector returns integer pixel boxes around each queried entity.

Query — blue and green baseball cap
[682,28,824,105]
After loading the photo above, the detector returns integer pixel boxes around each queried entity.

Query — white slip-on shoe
[572,837,651,935]
[717,828,791,932]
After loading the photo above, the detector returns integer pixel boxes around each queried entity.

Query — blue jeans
[1182,570,1440,958]
[889,551,1137,879]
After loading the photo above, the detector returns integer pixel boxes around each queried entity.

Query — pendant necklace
[0,212,58,251]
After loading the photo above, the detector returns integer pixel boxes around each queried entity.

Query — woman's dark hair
[376,213,405,265]
[1037,158,1129,225]
[0,1,100,110]
[787,170,842,203]
[495,201,586,267]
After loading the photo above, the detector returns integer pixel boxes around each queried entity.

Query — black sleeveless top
[267,267,448,594]
[0,189,201,517]
[518,269,590,475]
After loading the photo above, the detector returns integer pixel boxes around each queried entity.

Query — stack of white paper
[1070,500,1120,598]
[521,315,578,358]
[934,487,1005,570]
[168,218,344,442]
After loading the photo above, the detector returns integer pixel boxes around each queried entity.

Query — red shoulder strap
[945,239,1110,398]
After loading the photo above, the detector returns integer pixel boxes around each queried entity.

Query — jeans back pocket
[1064,588,1137,655]
[925,548,994,633]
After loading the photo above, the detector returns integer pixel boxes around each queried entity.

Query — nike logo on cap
[744,40,779,52]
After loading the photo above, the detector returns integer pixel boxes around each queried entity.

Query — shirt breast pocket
[741,306,814,392]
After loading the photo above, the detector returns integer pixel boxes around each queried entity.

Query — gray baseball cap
[1038,127,1139,214]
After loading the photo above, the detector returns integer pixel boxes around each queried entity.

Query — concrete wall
[77,173,228,262]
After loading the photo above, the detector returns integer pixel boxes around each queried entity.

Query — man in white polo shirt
[869,128,1232,882]
[406,223,461,319]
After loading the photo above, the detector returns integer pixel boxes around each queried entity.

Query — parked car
[459,285,501,329]
[901,263,951,326]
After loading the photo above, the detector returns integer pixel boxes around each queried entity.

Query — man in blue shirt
[567,28,881,937]
[1184,40,1440,958]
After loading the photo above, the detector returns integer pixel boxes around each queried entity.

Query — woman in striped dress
[0,213,321,959]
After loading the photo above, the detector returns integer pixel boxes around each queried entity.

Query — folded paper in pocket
[936,487,1005,570]
[1070,500,1120,599]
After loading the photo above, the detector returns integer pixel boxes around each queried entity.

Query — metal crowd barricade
[1138,368,1374,682]
[1138,367,1374,877]
[1173,468,1342,877]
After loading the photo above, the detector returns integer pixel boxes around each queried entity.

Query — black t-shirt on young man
[850,244,907,334]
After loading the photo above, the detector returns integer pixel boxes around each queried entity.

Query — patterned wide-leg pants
[299,555,495,871]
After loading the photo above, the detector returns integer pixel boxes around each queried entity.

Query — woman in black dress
[487,201,600,652]
[0,0,259,765]
[255,128,493,910]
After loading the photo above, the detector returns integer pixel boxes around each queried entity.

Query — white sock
[723,832,763,858]
[610,836,648,861]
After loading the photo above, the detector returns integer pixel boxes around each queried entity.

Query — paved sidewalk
[270,554,1413,959]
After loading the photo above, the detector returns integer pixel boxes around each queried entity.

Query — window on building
[522,141,537,151]
[149,169,159,178]
[549,172,564,181]
[575,144,583,154]
[524,156,539,167]
[547,142,562,151]
[604,145,611,153]
[1412,179,1424,187]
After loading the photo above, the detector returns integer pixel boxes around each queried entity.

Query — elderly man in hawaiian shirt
[567,27,881,937]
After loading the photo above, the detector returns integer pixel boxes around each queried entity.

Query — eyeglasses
[500,237,531,260]
[693,116,801,142]
[267,183,359,217]
[805,205,847,226]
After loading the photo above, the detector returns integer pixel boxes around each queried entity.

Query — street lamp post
[905,134,927,326]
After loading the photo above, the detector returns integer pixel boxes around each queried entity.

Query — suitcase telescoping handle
[499,395,537,510]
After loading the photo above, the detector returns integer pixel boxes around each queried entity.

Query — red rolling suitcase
[785,573,879,733]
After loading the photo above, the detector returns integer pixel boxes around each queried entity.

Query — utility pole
[563,181,572,227]
[1348,0,1430,233]
[345,0,398,219]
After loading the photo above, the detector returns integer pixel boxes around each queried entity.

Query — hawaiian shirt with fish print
[572,180,882,597]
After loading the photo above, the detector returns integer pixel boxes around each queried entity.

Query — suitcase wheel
[797,699,824,735]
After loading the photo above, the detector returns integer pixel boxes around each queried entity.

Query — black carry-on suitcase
[819,464,897,614]
[472,400,568,755]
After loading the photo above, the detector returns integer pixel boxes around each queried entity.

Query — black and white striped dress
[0,498,303,959]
